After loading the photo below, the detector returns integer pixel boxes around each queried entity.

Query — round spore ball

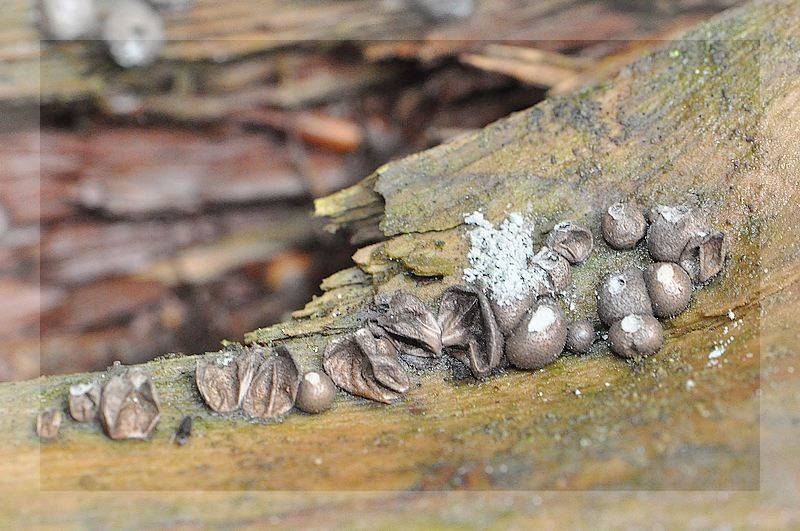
[645,205,705,262]
[296,370,336,414]
[643,262,693,318]
[608,314,664,359]
[596,267,653,327]
[506,301,568,370]
[545,221,594,264]
[601,202,646,250]
[565,320,595,353]
[102,0,164,68]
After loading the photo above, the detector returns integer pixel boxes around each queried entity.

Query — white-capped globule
[102,0,164,68]
[545,221,594,264]
[38,0,97,40]
[565,320,595,354]
[596,267,653,327]
[608,314,664,359]
[645,205,705,262]
[505,300,568,370]
[295,370,336,414]
[643,262,693,318]
[601,202,647,250]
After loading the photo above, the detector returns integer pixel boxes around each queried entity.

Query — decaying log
[2,0,800,526]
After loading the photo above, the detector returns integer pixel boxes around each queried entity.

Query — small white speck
[574,389,581,396]
[727,310,736,320]
[314,457,323,465]
[604,382,610,387]
[709,346,725,359]
[686,379,696,390]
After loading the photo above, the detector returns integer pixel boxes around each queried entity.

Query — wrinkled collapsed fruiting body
[545,221,594,264]
[36,408,62,440]
[645,205,705,262]
[602,202,647,250]
[69,381,102,422]
[531,247,572,294]
[100,368,161,440]
[679,230,727,283]
[296,370,336,414]
[597,267,653,327]
[565,320,595,354]
[506,301,568,370]
[241,346,301,419]
[438,284,504,379]
[323,328,410,404]
[643,262,693,318]
[196,350,259,414]
[103,0,164,68]
[374,291,443,356]
[38,0,97,40]
[608,314,664,358]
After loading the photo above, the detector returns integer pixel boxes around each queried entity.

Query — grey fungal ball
[38,0,97,40]
[295,370,336,414]
[645,205,705,262]
[531,247,571,293]
[597,267,653,327]
[489,290,536,337]
[565,320,595,354]
[643,262,693,318]
[679,230,727,283]
[601,202,647,250]
[102,0,164,68]
[608,314,664,359]
[546,221,594,264]
[506,301,568,370]
[36,408,62,440]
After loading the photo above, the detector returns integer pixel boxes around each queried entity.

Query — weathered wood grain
[2,0,800,526]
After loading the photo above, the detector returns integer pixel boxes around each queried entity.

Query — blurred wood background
[0,0,740,381]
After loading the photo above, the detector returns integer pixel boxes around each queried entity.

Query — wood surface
[3,0,800,527]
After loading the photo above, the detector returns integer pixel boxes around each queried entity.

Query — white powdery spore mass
[462,211,547,306]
